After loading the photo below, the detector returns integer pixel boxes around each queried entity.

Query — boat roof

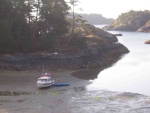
[38,76,51,80]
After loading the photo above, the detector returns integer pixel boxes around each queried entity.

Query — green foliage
[35,35,55,52]
[145,20,150,26]
[39,0,69,36]
[70,36,87,49]
[0,19,16,53]
[0,0,70,54]
[114,10,150,26]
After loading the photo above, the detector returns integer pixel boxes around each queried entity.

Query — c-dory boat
[37,73,54,88]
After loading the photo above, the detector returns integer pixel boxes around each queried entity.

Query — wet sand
[0,70,150,113]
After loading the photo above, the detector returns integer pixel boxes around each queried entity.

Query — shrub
[70,36,87,49]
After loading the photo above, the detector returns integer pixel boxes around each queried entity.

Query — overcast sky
[66,0,150,19]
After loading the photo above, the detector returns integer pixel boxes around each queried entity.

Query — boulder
[145,40,150,44]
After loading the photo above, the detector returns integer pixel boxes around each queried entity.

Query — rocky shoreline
[0,26,129,71]
[0,43,129,71]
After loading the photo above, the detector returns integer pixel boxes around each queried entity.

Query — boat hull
[37,80,54,88]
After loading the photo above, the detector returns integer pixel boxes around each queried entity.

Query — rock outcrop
[145,40,150,44]
[137,20,150,32]
[0,25,129,71]
[103,10,150,33]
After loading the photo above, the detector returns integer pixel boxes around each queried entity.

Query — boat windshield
[38,79,50,82]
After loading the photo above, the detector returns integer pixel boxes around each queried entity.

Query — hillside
[79,13,114,25]
[103,10,150,32]
[0,24,129,71]
[137,19,150,32]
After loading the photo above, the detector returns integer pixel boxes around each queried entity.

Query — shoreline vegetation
[103,10,150,33]
[0,24,129,71]
[103,10,150,44]
[1,1,150,112]
[0,0,129,72]
[0,1,130,100]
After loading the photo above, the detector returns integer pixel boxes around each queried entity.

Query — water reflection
[87,31,150,96]
[72,68,100,80]
[72,59,121,80]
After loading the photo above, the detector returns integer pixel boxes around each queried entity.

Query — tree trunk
[72,2,75,38]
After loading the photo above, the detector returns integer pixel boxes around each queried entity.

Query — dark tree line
[0,0,70,53]
[79,13,114,25]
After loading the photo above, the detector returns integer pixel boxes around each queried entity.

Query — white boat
[37,73,54,88]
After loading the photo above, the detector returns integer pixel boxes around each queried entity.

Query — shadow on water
[72,68,102,80]
[71,55,125,80]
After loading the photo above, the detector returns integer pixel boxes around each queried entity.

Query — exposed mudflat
[0,70,150,113]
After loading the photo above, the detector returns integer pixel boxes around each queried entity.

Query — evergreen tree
[69,0,79,37]
[37,0,70,51]
[0,0,71,53]
[0,0,16,53]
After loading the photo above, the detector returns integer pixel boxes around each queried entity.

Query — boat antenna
[42,63,45,74]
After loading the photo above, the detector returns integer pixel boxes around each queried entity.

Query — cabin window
[39,79,50,82]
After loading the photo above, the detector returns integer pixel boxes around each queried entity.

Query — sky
[65,0,150,19]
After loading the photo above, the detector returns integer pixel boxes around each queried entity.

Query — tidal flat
[0,70,150,113]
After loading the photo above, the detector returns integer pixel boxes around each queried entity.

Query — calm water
[94,24,107,28]
[87,30,150,96]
